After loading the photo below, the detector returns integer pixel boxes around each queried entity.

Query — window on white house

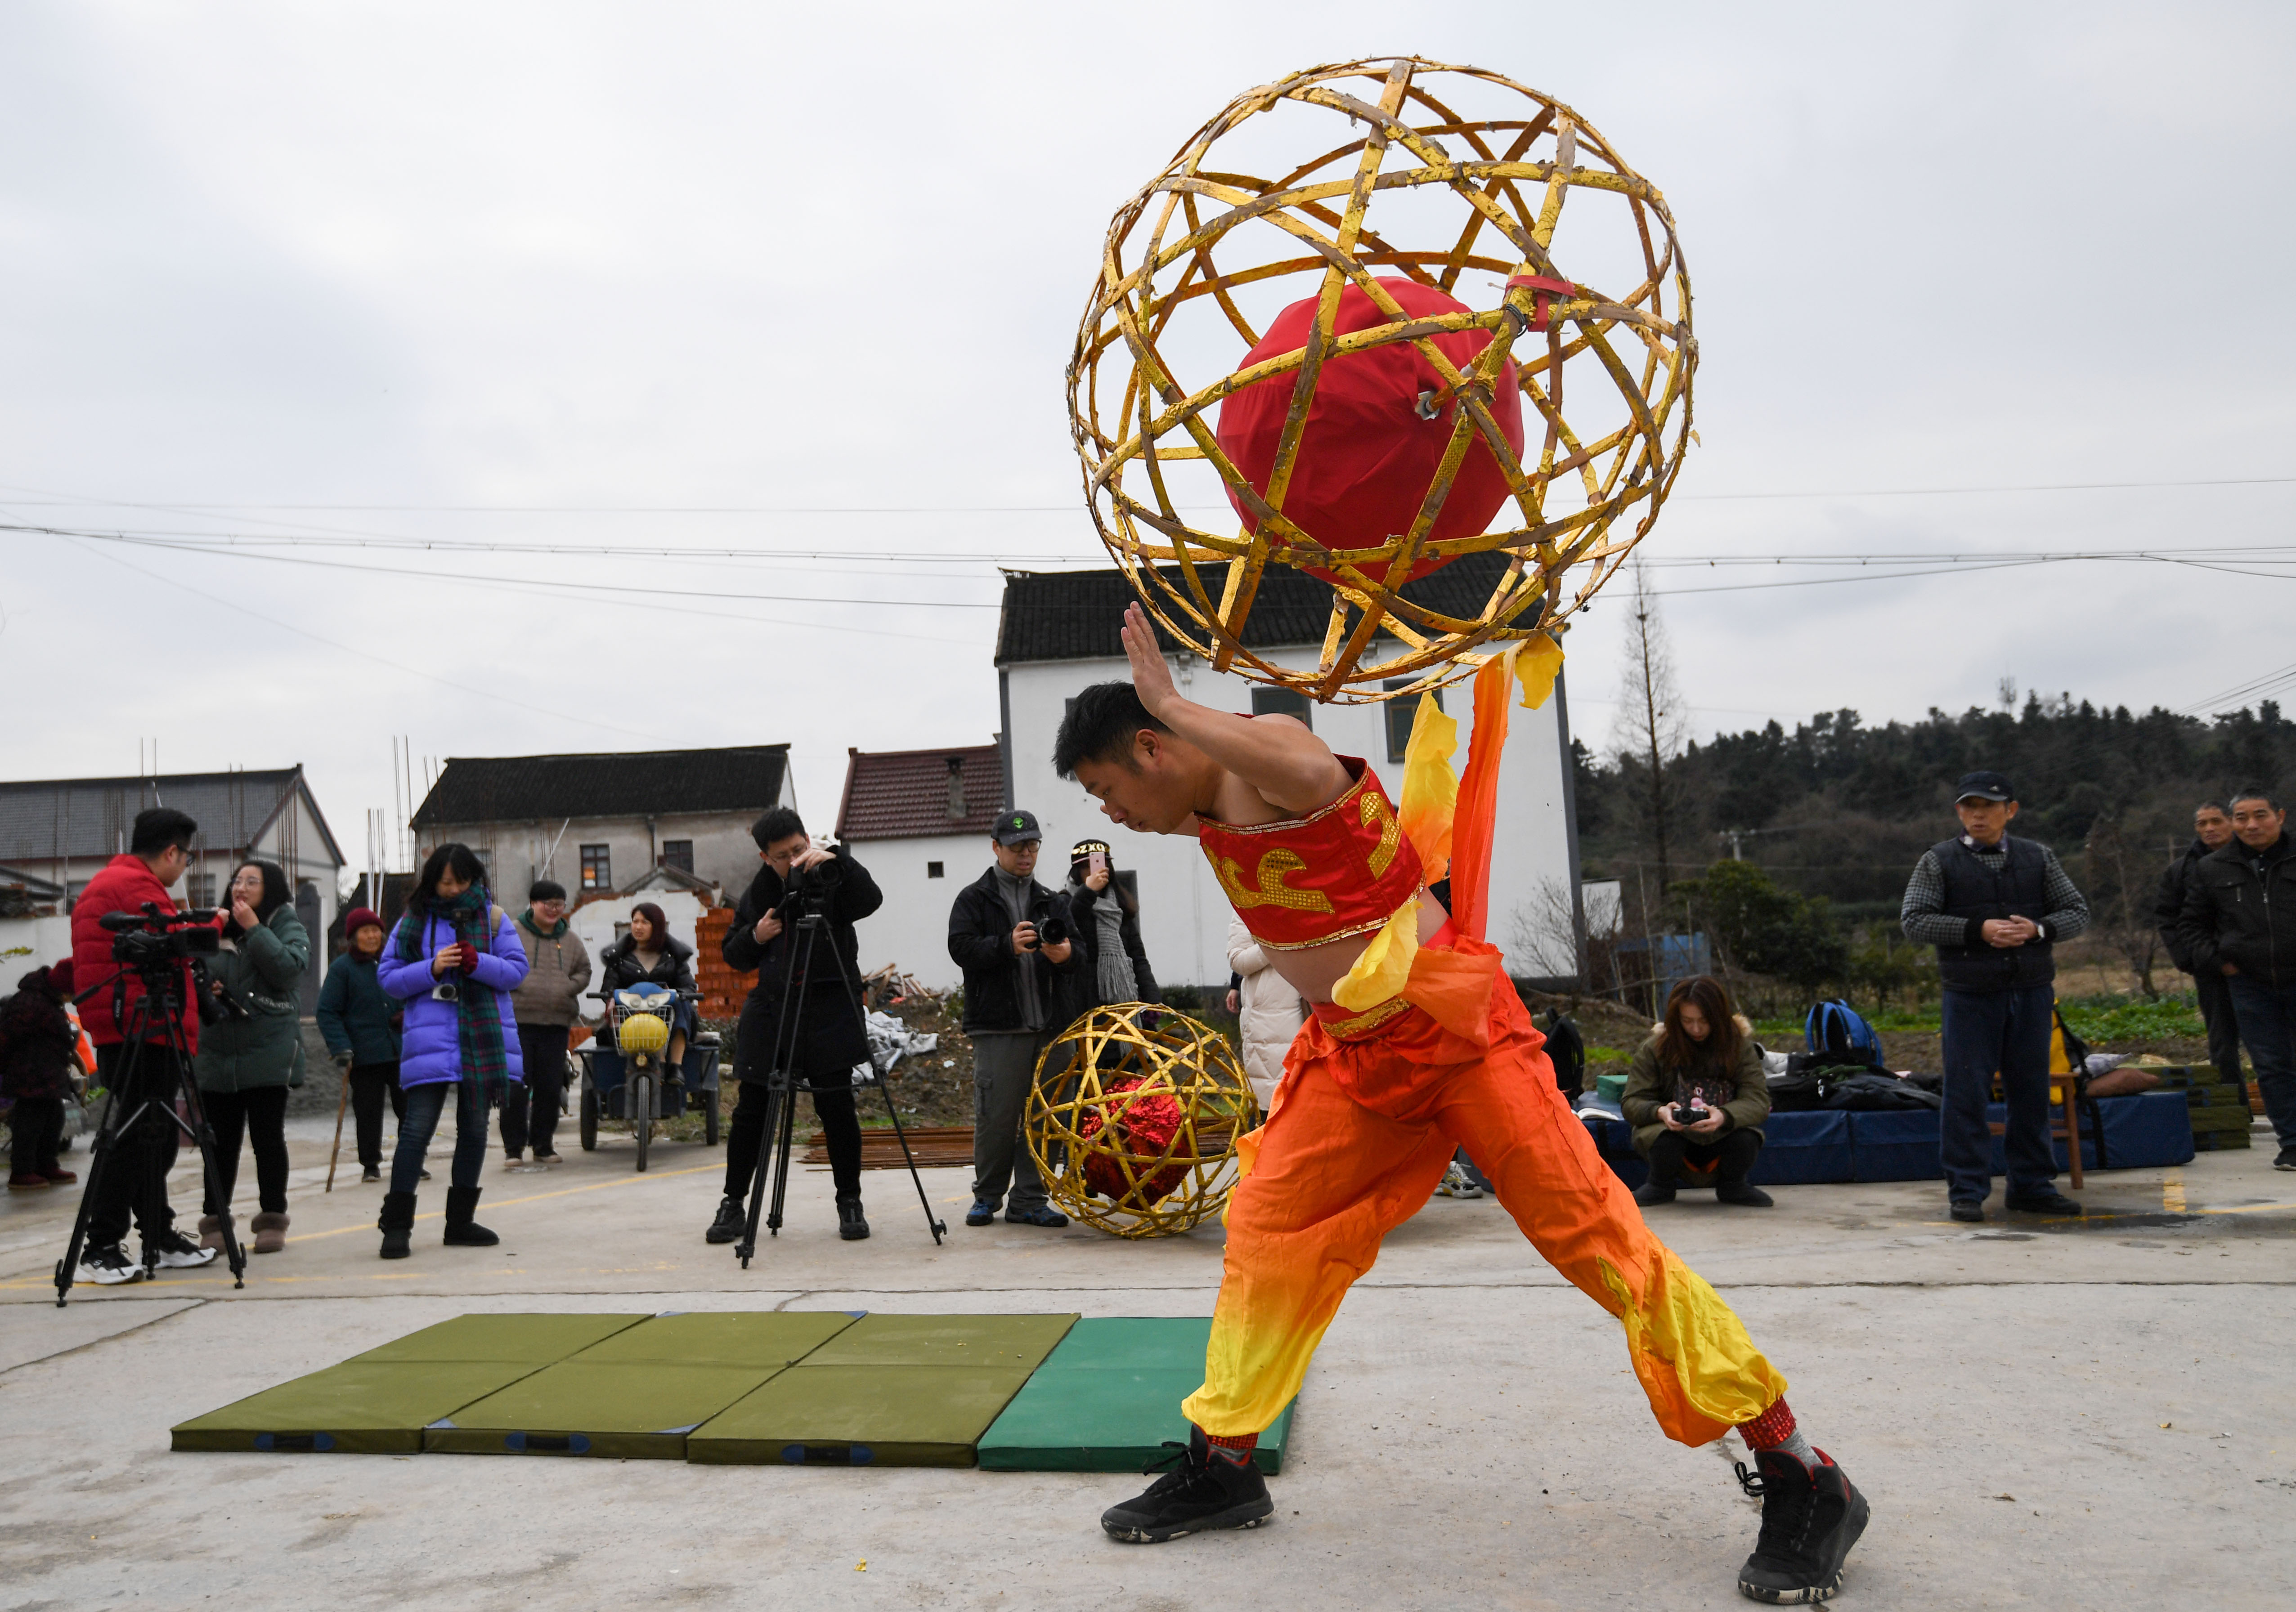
[580,844,611,891]
[183,872,217,908]
[1250,686,1312,728]
[928,861,944,878]
[1382,678,1444,763]
[661,839,694,873]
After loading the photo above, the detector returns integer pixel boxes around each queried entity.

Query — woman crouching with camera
[1621,974,1774,1209]
[194,860,311,1255]
[374,843,529,1258]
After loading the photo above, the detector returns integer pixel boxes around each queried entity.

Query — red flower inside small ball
[1078,1077,1188,1204]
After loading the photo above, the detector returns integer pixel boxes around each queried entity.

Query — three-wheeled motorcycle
[574,983,720,1171]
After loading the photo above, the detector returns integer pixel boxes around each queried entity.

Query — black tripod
[735,900,945,1262]
[54,966,247,1306]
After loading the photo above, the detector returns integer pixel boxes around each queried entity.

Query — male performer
[1054,604,1868,1605]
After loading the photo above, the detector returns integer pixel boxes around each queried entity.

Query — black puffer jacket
[721,850,883,1084]
[2179,833,2296,989]
[0,969,77,1102]
[947,865,1080,1034]
[598,933,697,994]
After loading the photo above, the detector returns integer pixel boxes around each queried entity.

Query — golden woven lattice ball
[1024,1004,1255,1239]
[1068,56,1693,703]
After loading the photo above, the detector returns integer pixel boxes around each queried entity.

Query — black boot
[443,1186,499,1247]
[378,1191,416,1260]
[1735,1449,1870,1603]
[837,1193,870,1241]
[1100,1428,1274,1543]
[1633,1170,1678,1207]
[705,1194,745,1245]
[1716,1179,1775,1207]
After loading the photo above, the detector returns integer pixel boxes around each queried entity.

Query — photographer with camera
[373,844,529,1259]
[705,808,884,1245]
[193,860,310,1255]
[67,807,221,1285]
[948,810,1080,1230]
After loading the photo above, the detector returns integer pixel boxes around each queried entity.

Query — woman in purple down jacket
[372,842,528,1260]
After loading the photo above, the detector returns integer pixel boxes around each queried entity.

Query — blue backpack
[1804,999,1881,1066]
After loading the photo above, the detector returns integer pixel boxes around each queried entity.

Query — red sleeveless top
[1195,757,1424,951]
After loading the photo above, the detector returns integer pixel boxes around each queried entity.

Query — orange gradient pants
[1181,956,1786,1446]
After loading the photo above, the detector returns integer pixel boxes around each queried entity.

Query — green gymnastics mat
[424,1312,861,1460]
[975,1316,1294,1475]
[686,1313,1079,1467]
[172,1314,650,1454]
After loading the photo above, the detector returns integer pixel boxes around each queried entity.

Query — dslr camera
[780,847,844,912]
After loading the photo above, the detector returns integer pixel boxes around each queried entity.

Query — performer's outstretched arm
[1121,603,1349,816]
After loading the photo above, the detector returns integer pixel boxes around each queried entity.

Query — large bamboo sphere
[1025,1004,1255,1239]
[1068,56,1694,702]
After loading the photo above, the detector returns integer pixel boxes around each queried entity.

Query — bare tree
[1507,876,1584,980]
[2084,817,2162,997]
[1612,560,1689,890]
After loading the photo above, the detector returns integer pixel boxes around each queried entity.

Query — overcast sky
[5,1,2291,876]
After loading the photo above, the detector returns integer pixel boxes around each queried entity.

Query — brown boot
[197,1214,225,1251]
[250,1211,289,1254]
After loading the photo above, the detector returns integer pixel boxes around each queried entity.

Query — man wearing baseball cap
[947,809,1081,1228]
[1901,770,2091,1221]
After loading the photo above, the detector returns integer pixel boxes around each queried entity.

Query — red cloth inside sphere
[1215,277,1525,583]
[1078,1077,1188,1204]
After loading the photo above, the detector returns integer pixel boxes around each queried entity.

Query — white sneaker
[75,1245,144,1285]
[1436,1161,1484,1199]
[142,1230,219,1270]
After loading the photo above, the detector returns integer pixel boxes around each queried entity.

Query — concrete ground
[1,1104,2292,1611]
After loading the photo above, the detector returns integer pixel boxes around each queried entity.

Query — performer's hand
[753,909,784,945]
[1121,602,1179,717]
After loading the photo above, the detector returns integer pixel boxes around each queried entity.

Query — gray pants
[970,1030,1054,1211]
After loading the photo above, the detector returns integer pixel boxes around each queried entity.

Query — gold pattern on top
[1360,790,1404,880]
[1209,848,1336,914]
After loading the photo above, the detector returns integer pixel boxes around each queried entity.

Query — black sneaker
[837,1196,870,1241]
[704,1196,745,1245]
[1948,1200,1984,1223]
[143,1228,219,1270]
[2273,1146,2296,1171]
[1007,1203,1068,1228]
[1101,1430,1275,1543]
[2004,1189,2082,1216]
[1736,1449,1869,1603]
[73,1243,144,1286]
[965,1199,998,1227]
[1633,1178,1677,1207]
[1716,1181,1775,1208]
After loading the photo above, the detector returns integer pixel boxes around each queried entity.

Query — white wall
[842,832,995,991]
[1001,648,1578,987]
[0,914,75,975]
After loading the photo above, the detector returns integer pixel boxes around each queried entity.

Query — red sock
[1200,1427,1258,1466]
[1738,1398,1819,1474]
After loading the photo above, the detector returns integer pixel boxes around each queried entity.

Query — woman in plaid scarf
[374,843,529,1259]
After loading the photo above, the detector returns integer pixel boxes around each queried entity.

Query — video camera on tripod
[54,903,249,1304]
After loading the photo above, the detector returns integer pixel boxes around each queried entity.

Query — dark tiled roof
[0,769,343,866]
[836,745,1004,841]
[411,746,788,828]
[995,550,1521,664]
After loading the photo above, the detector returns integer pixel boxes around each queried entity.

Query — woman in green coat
[1620,974,1773,1209]
[194,860,310,1254]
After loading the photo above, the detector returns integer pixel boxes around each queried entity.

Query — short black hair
[529,878,567,903]
[2231,785,2284,813]
[1054,682,1170,778]
[130,806,198,857]
[2196,800,2231,816]
[752,806,807,850]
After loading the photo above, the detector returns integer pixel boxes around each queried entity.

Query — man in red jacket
[68,806,220,1285]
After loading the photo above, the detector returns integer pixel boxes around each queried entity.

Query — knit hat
[46,958,75,996]
[343,906,385,936]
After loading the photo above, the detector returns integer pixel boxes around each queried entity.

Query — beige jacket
[511,912,593,1028]
[1226,913,1308,1109]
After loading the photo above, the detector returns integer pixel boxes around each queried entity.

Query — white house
[0,767,347,1011]
[992,555,1586,991]
[834,743,1004,991]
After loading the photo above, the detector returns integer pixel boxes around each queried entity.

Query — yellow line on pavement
[286,1162,721,1241]
[2163,1170,2187,1213]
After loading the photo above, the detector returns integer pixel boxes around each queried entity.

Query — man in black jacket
[704,807,885,1244]
[1900,771,2090,1222]
[948,809,1081,1229]
[2179,787,2296,1170]
[2155,800,2242,1087]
